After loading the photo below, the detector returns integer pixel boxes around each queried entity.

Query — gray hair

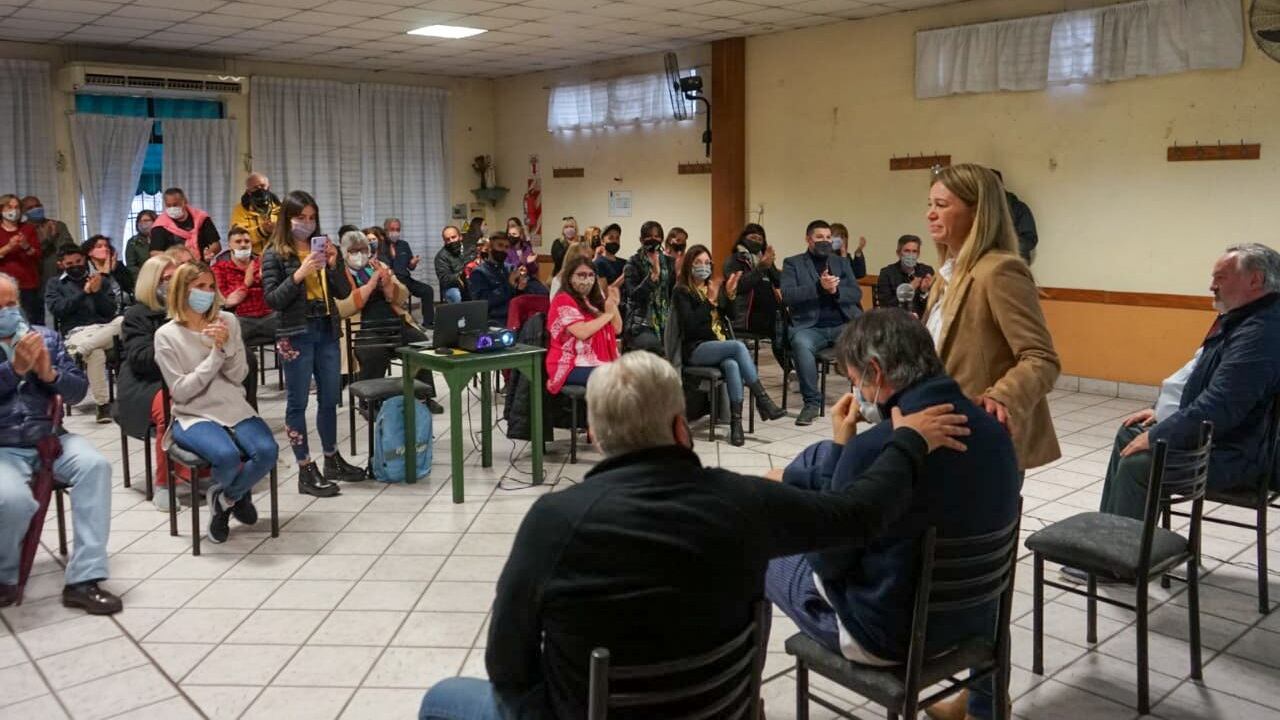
[383,217,401,229]
[836,309,945,390]
[339,229,367,255]
[586,352,685,456]
[1225,243,1280,293]
[0,272,16,294]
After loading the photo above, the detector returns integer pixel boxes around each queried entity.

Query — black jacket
[875,260,935,315]
[486,431,928,719]
[44,273,117,333]
[261,249,340,338]
[722,247,780,334]
[621,249,675,338]
[1006,191,1038,263]
[115,303,166,439]
[671,285,733,363]
[434,246,469,295]
[502,312,574,441]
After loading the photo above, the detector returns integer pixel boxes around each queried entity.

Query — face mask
[831,236,844,252]
[388,231,402,241]
[90,247,110,261]
[291,219,315,239]
[0,305,26,340]
[811,241,832,259]
[604,242,621,255]
[669,244,685,254]
[563,227,577,240]
[900,252,919,270]
[188,288,215,314]
[24,207,44,222]
[65,265,87,282]
[854,368,883,425]
[346,252,367,270]
[489,250,506,264]
[741,239,763,255]
[138,221,153,234]
[692,264,712,281]
[0,315,29,363]
[232,248,253,261]
[165,206,185,220]
[1,210,19,222]
[642,239,661,253]
[156,281,169,305]
[570,276,596,295]
[249,188,272,204]
[445,242,462,256]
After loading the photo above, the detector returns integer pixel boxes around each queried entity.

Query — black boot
[748,381,786,421]
[298,461,341,497]
[324,451,365,482]
[729,402,746,447]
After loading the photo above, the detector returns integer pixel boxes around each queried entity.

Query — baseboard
[1054,374,1159,401]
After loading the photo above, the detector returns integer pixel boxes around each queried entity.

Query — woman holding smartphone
[261,190,363,497]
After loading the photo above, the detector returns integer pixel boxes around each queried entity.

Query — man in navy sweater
[467,234,547,327]
[767,309,1020,720]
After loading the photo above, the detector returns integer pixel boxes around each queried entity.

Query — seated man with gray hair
[768,308,1019,720]
[417,350,970,720]
[1065,243,1280,582]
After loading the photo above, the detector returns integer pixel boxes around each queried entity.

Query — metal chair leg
[191,467,201,557]
[144,429,153,502]
[1258,503,1269,614]
[1136,580,1150,715]
[120,426,131,489]
[707,380,717,442]
[569,398,579,464]
[1086,574,1098,644]
[270,466,279,538]
[1161,505,1173,589]
[818,363,828,417]
[1187,556,1203,678]
[795,659,809,720]
[55,490,67,557]
[1032,553,1044,675]
[167,461,178,537]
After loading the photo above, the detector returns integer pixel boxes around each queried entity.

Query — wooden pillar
[711,37,746,267]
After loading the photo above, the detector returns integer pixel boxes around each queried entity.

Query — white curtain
[69,115,152,252]
[251,76,361,233]
[162,119,237,236]
[0,60,58,219]
[916,0,1243,99]
[548,69,701,131]
[359,83,450,288]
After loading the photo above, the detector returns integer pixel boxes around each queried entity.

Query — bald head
[246,173,269,192]
[0,272,18,306]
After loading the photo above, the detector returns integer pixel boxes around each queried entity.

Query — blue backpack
[371,395,432,483]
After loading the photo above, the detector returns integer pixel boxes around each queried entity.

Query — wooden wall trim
[710,37,746,266]
[856,275,1213,311]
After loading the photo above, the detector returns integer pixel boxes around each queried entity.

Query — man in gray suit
[781,220,862,426]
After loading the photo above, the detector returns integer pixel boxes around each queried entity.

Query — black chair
[1164,397,1280,614]
[1024,422,1213,715]
[254,340,283,391]
[785,513,1022,720]
[160,387,280,556]
[343,317,434,457]
[662,307,756,443]
[587,601,768,720]
[776,308,836,415]
[561,384,587,464]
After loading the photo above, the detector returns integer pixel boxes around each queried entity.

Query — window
[74,94,223,241]
[1047,13,1097,85]
[547,69,701,132]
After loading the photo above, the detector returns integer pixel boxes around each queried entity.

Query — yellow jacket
[230,200,280,255]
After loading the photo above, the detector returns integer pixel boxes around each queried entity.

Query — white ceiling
[0,0,966,77]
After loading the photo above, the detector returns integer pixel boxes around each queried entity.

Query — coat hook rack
[1168,139,1260,162]
[677,161,712,175]
[552,166,584,178]
[890,153,950,171]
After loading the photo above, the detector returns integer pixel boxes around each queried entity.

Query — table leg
[480,371,493,468]
[449,372,466,503]
[530,357,544,485]
[403,362,416,484]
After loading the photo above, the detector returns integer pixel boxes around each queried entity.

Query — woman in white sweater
[154,262,279,544]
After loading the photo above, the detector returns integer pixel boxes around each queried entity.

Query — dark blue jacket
[44,274,117,333]
[783,374,1020,660]
[780,251,862,330]
[1149,292,1280,491]
[0,326,88,448]
[469,259,548,327]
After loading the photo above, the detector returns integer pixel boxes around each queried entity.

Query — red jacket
[0,223,41,290]
[212,252,271,318]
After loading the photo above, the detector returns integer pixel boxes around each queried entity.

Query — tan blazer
[927,251,1061,470]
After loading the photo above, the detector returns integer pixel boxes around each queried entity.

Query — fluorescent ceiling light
[408,25,486,39]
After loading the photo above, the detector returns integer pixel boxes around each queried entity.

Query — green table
[398,343,547,503]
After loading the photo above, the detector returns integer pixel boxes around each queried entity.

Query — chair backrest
[662,299,684,371]
[1144,421,1213,566]
[901,510,1023,704]
[343,317,405,379]
[1260,395,1280,496]
[587,601,768,720]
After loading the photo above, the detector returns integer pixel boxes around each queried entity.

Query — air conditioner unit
[57,63,246,97]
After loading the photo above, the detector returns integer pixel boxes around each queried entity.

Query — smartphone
[310,236,327,255]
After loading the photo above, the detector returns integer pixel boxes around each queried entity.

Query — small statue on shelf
[472,155,497,190]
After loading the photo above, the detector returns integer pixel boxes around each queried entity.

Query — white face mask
[854,368,883,424]
[1,209,19,222]
[347,252,367,269]
[165,206,185,220]
[232,248,252,261]
[387,231,401,241]
[563,227,577,239]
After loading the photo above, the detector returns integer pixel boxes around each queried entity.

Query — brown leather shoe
[62,581,122,615]
[0,584,17,608]
[925,691,968,720]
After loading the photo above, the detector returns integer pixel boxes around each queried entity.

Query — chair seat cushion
[560,385,587,400]
[350,378,434,403]
[1024,512,1190,580]
[682,366,723,380]
[168,443,210,468]
[815,347,837,364]
[783,633,994,711]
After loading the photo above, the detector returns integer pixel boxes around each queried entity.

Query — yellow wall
[745,0,1279,296]
[1041,300,1215,386]
[491,47,712,254]
[0,40,496,230]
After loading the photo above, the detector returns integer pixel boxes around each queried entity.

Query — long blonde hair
[929,163,1020,310]
[135,255,177,311]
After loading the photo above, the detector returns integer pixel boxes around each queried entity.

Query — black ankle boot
[324,452,365,482]
[729,402,746,447]
[298,462,341,497]
[748,381,786,421]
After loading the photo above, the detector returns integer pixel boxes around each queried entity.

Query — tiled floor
[3,359,1279,720]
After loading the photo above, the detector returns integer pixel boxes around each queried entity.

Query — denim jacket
[0,326,87,448]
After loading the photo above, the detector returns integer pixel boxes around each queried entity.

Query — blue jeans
[789,325,844,408]
[279,319,341,463]
[688,340,758,404]
[169,417,278,502]
[420,678,502,720]
[443,287,463,304]
[564,366,595,386]
[0,435,111,585]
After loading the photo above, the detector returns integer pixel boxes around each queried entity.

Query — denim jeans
[789,324,844,408]
[0,434,112,585]
[169,417,278,502]
[564,366,595,386]
[443,287,463,304]
[419,677,503,720]
[688,340,758,404]
[278,319,341,463]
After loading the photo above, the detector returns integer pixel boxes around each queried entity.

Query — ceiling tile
[129,0,223,11]
[626,0,701,8]
[184,13,268,29]
[586,2,654,20]
[169,22,239,36]
[0,27,63,40]
[210,3,297,20]
[288,10,364,26]
[267,21,337,35]
[27,0,119,14]
[92,14,173,30]
[736,6,810,23]
[0,17,82,31]
[107,6,198,21]
[787,0,863,13]
[350,18,408,32]
[483,5,555,21]
[317,27,386,40]
[829,3,892,18]
[685,0,765,18]
[62,25,149,40]
[313,0,403,16]
[422,0,504,13]
[252,0,331,7]
[382,8,463,24]
[523,0,599,11]
[496,20,556,35]
[11,7,101,23]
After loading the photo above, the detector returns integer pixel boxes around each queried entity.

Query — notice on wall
[609,190,632,218]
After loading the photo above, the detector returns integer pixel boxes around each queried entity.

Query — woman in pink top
[546,255,621,394]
